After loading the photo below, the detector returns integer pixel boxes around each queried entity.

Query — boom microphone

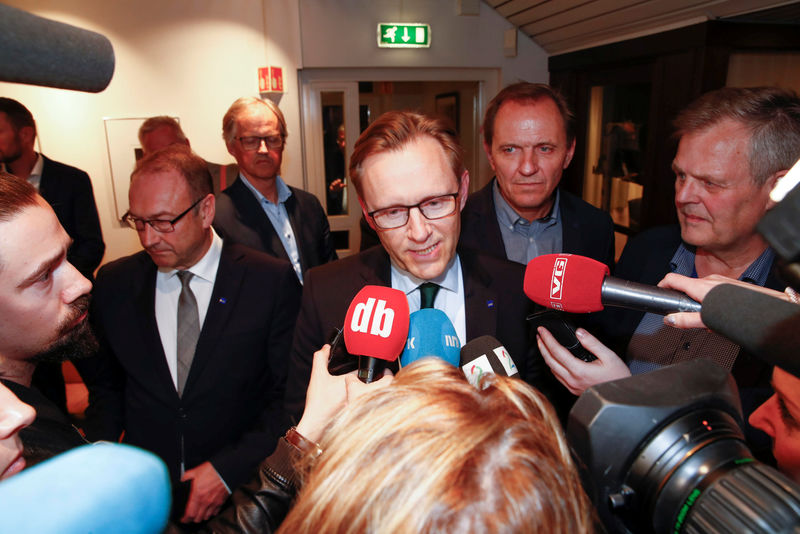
[524,254,701,315]
[459,335,519,387]
[702,283,800,378]
[399,308,461,368]
[0,443,170,534]
[0,4,115,93]
[344,285,409,383]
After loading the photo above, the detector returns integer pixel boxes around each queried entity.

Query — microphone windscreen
[400,308,461,367]
[460,335,519,387]
[344,285,409,362]
[524,254,608,313]
[0,4,115,93]
[701,283,800,378]
[0,443,170,534]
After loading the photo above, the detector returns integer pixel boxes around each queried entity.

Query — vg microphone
[0,4,115,93]
[0,443,170,534]
[702,283,800,379]
[459,335,519,388]
[399,308,461,368]
[524,254,701,315]
[344,285,409,383]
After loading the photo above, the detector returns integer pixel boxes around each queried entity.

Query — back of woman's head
[279,359,593,533]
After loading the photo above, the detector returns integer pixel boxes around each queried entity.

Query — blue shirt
[493,180,563,265]
[239,174,304,283]
[627,243,775,374]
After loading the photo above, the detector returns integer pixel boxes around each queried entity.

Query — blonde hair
[279,359,593,534]
[222,96,287,145]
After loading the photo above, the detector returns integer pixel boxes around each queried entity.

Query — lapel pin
[486,299,495,309]
[218,297,227,304]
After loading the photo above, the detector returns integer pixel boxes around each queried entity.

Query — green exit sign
[377,23,431,48]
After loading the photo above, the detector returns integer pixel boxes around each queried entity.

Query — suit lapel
[181,244,243,395]
[229,180,290,262]
[558,191,582,256]
[460,251,497,341]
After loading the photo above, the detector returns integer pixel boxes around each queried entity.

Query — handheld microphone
[399,308,461,368]
[702,283,800,378]
[344,285,409,383]
[524,254,701,315]
[459,335,519,387]
[0,443,170,534]
[0,4,115,93]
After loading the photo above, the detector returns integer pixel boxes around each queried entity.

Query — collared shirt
[154,229,223,389]
[391,254,467,345]
[627,243,775,374]
[493,180,563,265]
[239,173,303,283]
[1,153,44,189]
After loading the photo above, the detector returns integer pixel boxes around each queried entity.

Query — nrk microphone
[344,285,409,383]
[459,335,519,388]
[400,308,461,368]
[0,443,170,534]
[702,283,800,379]
[0,4,115,93]
[524,254,701,315]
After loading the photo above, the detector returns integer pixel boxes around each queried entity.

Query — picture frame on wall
[435,92,459,134]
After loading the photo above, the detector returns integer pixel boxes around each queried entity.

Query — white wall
[1,0,547,264]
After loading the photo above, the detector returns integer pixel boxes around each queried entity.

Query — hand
[658,273,790,329]
[537,326,630,396]
[296,345,394,443]
[180,462,229,523]
[328,178,346,192]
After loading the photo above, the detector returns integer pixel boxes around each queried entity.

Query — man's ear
[483,140,496,171]
[458,170,470,211]
[563,137,576,169]
[18,125,36,147]
[200,193,216,227]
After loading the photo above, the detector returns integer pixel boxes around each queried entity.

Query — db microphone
[0,443,170,534]
[399,308,461,368]
[524,254,701,315]
[0,5,115,93]
[702,283,800,379]
[459,335,519,387]
[344,285,409,383]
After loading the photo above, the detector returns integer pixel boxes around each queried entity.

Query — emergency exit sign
[377,23,431,48]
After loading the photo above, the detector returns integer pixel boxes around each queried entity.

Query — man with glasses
[79,145,301,524]
[214,97,337,284]
[284,111,547,421]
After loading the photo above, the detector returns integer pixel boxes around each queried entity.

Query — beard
[30,295,98,365]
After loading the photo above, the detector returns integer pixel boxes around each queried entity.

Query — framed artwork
[435,92,459,133]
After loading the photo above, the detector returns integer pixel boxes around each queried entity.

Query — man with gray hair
[137,115,238,195]
[213,97,337,284]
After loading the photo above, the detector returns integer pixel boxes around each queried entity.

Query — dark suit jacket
[79,242,301,492]
[459,180,615,269]
[213,178,337,280]
[39,155,105,279]
[283,246,545,422]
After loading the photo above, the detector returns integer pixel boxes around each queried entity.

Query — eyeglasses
[368,193,459,230]
[235,135,284,151]
[121,197,204,233]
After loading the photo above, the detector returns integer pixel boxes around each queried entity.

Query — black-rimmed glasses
[235,135,284,151]
[368,193,459,230]
[121,197,204,233]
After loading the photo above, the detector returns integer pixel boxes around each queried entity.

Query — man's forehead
[0,201,67,274]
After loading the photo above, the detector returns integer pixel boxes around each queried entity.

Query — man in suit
[0,173,94,466]
[80,145,301,524]
[214,97,337,284]
[138,115,238,195]
[460,83,614,268]
[285,111,547,421]
[0,97,105,415]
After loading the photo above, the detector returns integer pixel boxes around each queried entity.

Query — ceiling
[484,0,800,55]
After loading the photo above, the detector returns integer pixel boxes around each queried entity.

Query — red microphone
[344,285,410,383]
[524,254,701,315]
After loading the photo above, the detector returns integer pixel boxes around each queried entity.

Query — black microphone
[459,335,519,387]
[701,283,800,378]
[0,4,115,93]
[524,254,702,315]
